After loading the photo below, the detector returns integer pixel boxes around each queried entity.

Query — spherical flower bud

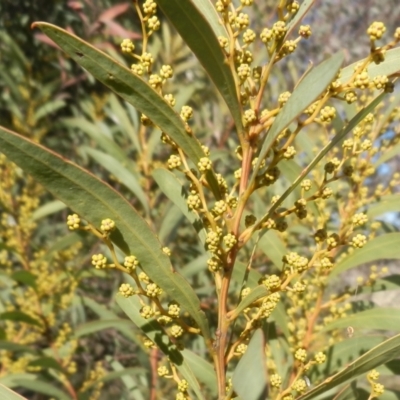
[320,257,333,269]
[160,65,173,79]
[177,379,189,393]
[100,218,115,233]
[138,271,150,284]
[180,105,193,121]
[234,168,242,179]
[140,305,154,319]
[372,383,385,396]
[207,256,222,272]
[260,28,274,43]
[236,343,247,355]
[147,16,160,31]
[351,234,367,248]
[301,179,312,191]
[124,255,139,271]
[187,193,201,210]
[263,274,281,290]
[367,21,386,41]
[148,74,162,88]
[361,139,372,151]
[368,369,380,380]
[131,63,144,76]
[243,28,256,44]
[67,214,80,230]
[293,379,307,393]
[240,0,253,5]
[237,63,251,80]
[321,187,333,199]
[213,200,227,215]
[281,40,297,55]
[345,90,357,104]
[320,106,336,123]
[283,146,296,159]
[354,71,370,89]
[91,254,107,269]
[218,36,229,48]
[121,39,135,53]
[170,324,184,338]
[119,283,135,298]
[141,52,154,68]
[244,109,257,124]
[352,213,368,226]
[235,13,250,30]
[198,157,212,172]
[272,21,287,39]
[162,247,171,256]
[146,282,162,297]
[270,373,282,388]
[278,91,291,107]
[168,301,180,318]
[143,0,157,15]
[223,233,237,250]
[157,366,169,377]
[164,93,176,106]
[299,25,312,38]
[143,338,155,348]
[293,281,306,292]
[315,352,326,364]
[168,154,182,170]
[295,348,307,362]
[373,75,389,90]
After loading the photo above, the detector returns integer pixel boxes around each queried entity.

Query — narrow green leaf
[375,142,400,167]
[116,296,207,400]
[250,52,344,186]
[341,47,400,82]
[0,384,27,400]
[0,341,34,353]
[33,22,221,199]
[258,230,286,270]
[83,147,149,213]
[11,379,70,400]
[107,359,146,400]
[232,329,268,400]
[34,99,66,122]
[82,296,143,346]
[153,168,206,243]
[0,311,41,328]
[181,349,217,396]
[31,200,66,221]
[75,319,133,337]
[0,126,210,341]
[322,308,400,333]
[296,333,400,400]
[28,357,64,373]
[155,0,242,132]
[367,194,400,219]
[330,233,400,279]
[159,204,184,243]
[230,286,268,320]
[63,117,130,165]
[10,271,37,289]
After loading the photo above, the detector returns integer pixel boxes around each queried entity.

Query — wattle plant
[1,1,400,399]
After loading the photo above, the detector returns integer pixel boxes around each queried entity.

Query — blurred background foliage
[0,1,399,399]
